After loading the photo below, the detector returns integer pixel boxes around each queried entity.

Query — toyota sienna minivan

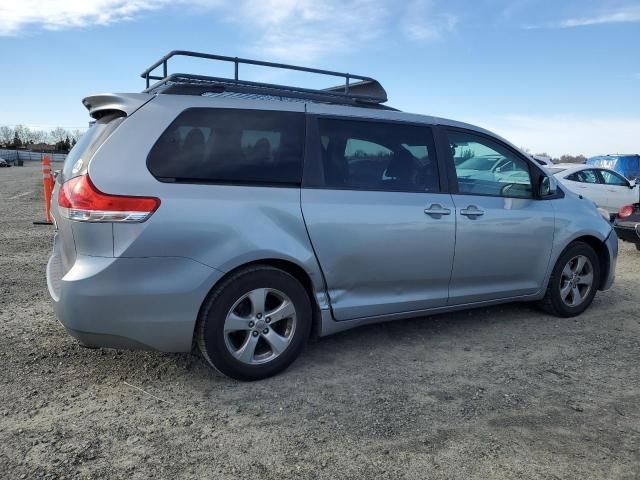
[47,51,618,380]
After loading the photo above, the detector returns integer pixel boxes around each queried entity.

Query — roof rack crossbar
[140,50,387,104]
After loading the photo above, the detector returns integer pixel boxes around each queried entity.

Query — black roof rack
[141,50,388,106]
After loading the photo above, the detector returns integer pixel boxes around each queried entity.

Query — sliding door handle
[460,205,485,217]
[424,204,451,217]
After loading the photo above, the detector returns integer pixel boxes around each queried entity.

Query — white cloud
[469,114,640,157]
[559,5,640,27]
[0,0,389,62]
[231,0,389,62]
[0,1,161,35]
[402,0,458,41]
[0,0,457,62]
[526,5,640,29]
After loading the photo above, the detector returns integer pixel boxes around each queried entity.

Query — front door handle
[460,205,485,217]
[424,204,451,217]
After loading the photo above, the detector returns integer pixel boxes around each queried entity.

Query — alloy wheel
[223,288,297,365]
[559,255,594,307]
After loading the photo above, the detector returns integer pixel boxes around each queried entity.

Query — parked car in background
[587,154,640,181]
[550,164,639,216]
[614,204,640,250]
[47,51,618,380]
[0,157,11,167]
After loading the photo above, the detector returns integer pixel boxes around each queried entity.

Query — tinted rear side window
[147,108,304,185]
[314,118,439,193]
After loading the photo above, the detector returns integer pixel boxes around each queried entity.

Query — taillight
[618,205,634,219]
[58,175,160,222]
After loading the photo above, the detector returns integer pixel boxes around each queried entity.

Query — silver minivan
[47,52,618,380]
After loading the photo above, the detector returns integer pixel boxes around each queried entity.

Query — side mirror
[539,175,557,196]
[629,179,637,189]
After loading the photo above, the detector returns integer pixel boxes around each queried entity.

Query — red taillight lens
[618,204,634,219]
[58,175,160,222]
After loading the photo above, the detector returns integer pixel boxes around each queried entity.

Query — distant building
[28,143,57,152]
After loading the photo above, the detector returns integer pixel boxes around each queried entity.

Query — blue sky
[1,0,639,156]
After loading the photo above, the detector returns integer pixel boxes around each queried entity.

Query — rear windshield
[62,112,124,181]
[549,167,567,174]
[147,108,305,185]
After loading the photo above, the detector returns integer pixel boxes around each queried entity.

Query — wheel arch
[194,258,325,347]
[566,235,611,290]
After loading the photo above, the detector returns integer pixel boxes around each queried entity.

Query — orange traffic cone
[33,155,55,225]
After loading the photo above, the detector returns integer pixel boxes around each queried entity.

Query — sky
[0,0,639,157]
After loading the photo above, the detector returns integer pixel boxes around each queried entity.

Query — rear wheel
[197,265,311,381]
[538,242,600,317]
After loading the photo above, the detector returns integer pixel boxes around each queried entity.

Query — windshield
[62,112,124,181]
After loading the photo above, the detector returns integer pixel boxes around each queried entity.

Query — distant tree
[0,126,13,146]
[12,131,22,148]
[13,125,29,147]
[33,130,49,144]
[49,127,68,145]
[559,154,587,164]
[71,138,77,147]
[460,148,475,160]
[63,136,71,151]
[71,129,83,143]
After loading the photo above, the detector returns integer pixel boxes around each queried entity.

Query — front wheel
[197,265,312,381]
[538,242,600,317]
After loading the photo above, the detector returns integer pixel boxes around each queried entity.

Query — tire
[635,243,640,252]
[197,265,312,381]
[538,242,600,317]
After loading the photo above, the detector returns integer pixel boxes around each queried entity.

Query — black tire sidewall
[548,243,600,317]
[201,268,312,381]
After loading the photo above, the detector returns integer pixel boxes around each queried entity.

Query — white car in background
[550,164,639,216]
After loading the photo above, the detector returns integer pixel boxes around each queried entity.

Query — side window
[447,130,532,198]
[315,119,439,192]
[577,170,600,184]
[599,170,628,186]
[147,108,304,184]
[566,172,581,182]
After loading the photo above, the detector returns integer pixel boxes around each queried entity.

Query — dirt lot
[1,164,638,479]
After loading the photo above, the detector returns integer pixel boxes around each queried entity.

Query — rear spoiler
[82,93,154,120]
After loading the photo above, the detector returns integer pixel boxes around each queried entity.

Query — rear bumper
[614,223,640,244]
[601,230,618,291]
[47,251,223,352]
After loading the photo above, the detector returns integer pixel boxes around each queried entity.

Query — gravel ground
[1,165,639,480]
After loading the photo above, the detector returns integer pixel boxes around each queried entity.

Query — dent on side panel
[94,97,324,306]
[302,189,456,320]
[549,194,611,256]
[112,184,329,309]
[546,193,615,290]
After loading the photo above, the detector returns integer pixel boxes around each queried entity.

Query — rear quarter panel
[88,95,329,308]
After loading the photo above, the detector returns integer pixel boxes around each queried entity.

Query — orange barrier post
[34,155,54,225]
